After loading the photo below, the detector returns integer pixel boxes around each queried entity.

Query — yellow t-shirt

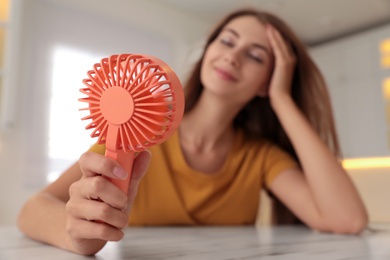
[89,130,298,226]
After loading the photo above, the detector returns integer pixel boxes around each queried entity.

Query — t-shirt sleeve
[262,142,299,189]
[88,143,106,155]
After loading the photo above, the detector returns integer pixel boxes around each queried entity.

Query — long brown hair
[183,9,341,224]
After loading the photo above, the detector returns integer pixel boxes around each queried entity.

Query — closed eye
[248,52,264,64]
[220,38,234,47]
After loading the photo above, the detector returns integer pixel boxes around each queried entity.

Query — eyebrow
[222,28,271,56]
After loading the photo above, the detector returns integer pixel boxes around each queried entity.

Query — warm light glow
[380,39,390,54]
[342,157,390,169]
[381,39,390,68]
[382,55,390,68]
[384,78,390,101]
[386,106,390,125]
[384,78,390,150]
[0,0,9,21]
[380,40,390,155]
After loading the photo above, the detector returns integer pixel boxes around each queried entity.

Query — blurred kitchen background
[0,0,390,225]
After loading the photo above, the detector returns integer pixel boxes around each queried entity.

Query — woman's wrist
[269,92,294,113]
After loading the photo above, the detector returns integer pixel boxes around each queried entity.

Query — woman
[17,8,368,255]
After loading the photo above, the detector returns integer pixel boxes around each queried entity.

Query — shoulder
[88,142,106,155]
[238,130,298,169]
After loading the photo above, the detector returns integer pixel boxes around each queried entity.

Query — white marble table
[1,225,390,259]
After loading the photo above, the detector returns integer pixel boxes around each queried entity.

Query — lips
[214,67,238,82]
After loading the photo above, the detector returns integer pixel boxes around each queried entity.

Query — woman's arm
[265,25,368,233]
[17,162,84,252]
[269,97,368,233]
[17,150,151,255]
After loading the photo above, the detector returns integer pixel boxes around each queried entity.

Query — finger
[125,150,151,214]
[273,25,295,61]
[267,25,293,59]
[67,217,124,242]
[266,25,280,55]
[66,198,129,229]
[70,176,128,210]
[272,28,290,56]
[131,150,151,183]
[79,152,128,180]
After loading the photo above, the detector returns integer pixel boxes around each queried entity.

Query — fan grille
[79,54,184,152]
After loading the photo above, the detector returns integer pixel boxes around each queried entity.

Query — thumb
[124,150,151,214]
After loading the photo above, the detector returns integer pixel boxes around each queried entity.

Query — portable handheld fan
[79,54,184,193]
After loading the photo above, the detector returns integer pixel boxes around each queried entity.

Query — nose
[223,49,240,68]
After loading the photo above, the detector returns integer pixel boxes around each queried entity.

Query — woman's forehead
[222,16,270,46]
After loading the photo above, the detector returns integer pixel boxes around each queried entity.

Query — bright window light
[48,46,102,182]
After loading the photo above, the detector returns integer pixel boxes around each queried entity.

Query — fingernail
[113,167,127,179]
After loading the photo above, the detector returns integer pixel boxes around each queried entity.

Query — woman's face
[201,15,274,104]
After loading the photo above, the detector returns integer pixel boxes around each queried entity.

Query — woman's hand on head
[265,24,296,103]
[65,150,151,255]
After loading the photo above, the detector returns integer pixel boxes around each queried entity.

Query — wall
[349,168,390,223]
[310,23,390,158]
[310,22,390,223]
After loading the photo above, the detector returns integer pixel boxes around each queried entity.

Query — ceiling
[153,0,390,46]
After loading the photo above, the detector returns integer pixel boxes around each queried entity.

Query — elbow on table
[312,213,369,235]
[331,217,368,234]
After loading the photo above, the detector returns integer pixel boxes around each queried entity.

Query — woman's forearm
[271,95,368,229]
[17,192,106,255]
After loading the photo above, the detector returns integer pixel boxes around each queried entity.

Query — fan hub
[100,86,134,124]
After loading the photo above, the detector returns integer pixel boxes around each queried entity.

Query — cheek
[247,66,271,88]
[242,65,272,97]
[202,49,215,67]
[200,48,216,85]
[200,58,209,86]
